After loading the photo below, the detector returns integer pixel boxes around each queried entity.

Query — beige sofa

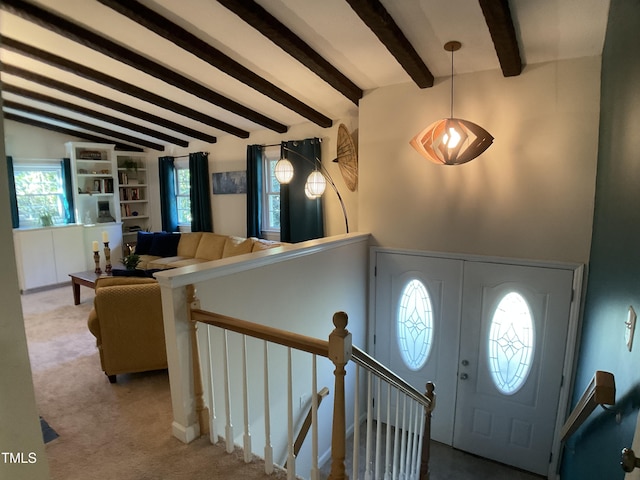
[134,231,282,270]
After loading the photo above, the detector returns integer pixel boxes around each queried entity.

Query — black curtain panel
[246,144,264,238]
[158,156,178,232]
[6,156,18,228]
[61,157,75,224]
[189,152,213,232]
[280,138,324,243]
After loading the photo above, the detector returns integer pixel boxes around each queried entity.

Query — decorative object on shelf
[92,240,102,274]
[212,171,247,194]
[123,253,141,271]
[334,124,358,191]
[410,41,494,166]
[79,150,102,160]
[122,159,138,173]
[274,147,349,233]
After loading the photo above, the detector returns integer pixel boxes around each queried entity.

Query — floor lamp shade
[410,117,494,166]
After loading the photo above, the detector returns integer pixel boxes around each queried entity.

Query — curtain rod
[172,151,209,158]
[260,138,323,149]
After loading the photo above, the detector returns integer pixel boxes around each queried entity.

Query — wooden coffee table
[69,270,107,305]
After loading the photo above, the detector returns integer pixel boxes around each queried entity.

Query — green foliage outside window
[14,167,65,227]
[176,167,192,225]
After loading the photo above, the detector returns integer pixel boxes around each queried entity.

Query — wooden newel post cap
[329,311,352,365]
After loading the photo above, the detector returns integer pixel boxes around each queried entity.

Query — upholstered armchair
[87,276,168,383]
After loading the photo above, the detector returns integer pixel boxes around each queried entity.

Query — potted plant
[123,253,141,270]
[122,159,138,173]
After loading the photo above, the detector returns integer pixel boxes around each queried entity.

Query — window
[262,146,281,232]
[396,278,434,371]
[488,291,535,395]
[13,160,66,227]
[175,161,191,226]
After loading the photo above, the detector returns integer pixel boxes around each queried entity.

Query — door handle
[460,373,468,380]
[461,360,469,366]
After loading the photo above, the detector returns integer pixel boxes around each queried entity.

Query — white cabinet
[13,225,85,292]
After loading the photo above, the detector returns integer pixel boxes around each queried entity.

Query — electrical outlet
[299,394,309,408]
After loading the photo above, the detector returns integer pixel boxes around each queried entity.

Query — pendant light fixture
[410,41,494,166]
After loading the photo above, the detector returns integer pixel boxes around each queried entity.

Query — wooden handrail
[191,308,329,357]
[285,387,330,469]
[560,370,615,442]
[352,346,433,409]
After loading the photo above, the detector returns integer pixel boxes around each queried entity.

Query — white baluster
[241,335,252,463]
[399,394,407,480]
[364,370,373,480]
[404,400,415,478]
[414,404,426,480]
[375,378,382,478]
[309,355,319,480]
[263,341,274,474]
[392,388,401,479]
[205,325,218,444]
[352,365,360,480]
[384,383,392,480]
[287,348,296,480]
[222,330,234,453]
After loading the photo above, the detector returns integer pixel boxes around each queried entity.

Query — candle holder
[93,250,102,274]
[103,242,112,274]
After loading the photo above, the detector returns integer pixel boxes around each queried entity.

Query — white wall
[359,57,601,264]
[0,117,50,478]
[161,117,359,238]
[156,234,370,478]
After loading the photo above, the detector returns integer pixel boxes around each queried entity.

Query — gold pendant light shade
[410,118,494,165]
[410,41,493,166]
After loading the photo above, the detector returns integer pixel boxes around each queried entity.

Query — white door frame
[368,247,585,479]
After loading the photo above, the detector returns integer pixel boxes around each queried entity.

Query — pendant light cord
[450,47,454,119]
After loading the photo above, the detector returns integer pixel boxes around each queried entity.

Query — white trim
[154,232,371,289]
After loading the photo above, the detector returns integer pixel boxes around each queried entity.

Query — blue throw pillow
[135,231,155,255]
[149,233,181,257]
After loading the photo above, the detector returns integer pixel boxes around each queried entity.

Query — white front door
[373,251,575,475]
[373,252,462,444]
[453,261,573,475]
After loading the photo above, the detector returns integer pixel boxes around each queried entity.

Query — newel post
[328,311,352,480]
[420,381,436,480]
[186,284,210,437]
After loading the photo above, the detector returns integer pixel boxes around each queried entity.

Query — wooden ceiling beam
[3,111,143,151]
[344,0,434,88]
[1,63,217,143]
[3,83,189,147]
[0,0,287,133]
[4,100,165,150]
[478,0,522,77]
[0,36,243,138]
[99,0,334,125]
[216,0,362,106]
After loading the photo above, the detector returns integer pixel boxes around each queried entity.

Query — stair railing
[187,284,435,480]
[560,370,615,442]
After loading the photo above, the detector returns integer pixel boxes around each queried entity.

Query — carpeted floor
[22,285,288,480]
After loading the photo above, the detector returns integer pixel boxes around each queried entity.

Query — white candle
[92,241,99,252]
[102,231,109,243]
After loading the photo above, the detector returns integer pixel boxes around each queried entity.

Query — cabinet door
[14,229,57,290]
[52,226,86,282]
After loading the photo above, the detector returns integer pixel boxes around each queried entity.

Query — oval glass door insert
[397,279,434,371]
[488,291,535,395]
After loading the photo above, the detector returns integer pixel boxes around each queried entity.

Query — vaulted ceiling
[0,0,610,151]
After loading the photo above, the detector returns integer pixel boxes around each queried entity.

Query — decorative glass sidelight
[397,279,434,370]
[488,291,535,395]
